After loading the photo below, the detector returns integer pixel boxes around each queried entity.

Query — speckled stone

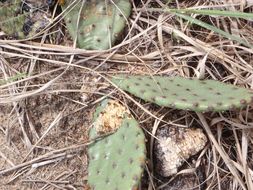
[154,126,207,177]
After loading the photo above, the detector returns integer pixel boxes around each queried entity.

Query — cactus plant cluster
[111,75,253,112]
[0,0,132,49]
[0,0,25,38]
[61,0,131,50]
[0,0,52,38]
[87,99,146,190]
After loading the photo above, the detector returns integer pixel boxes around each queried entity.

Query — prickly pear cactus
[0,0,52,38]
[62,0,131,50]
[0,1,21,19]
[0,0,20,6]
[0,0,26,38]
[0,14,27,38]
[87,99,146,190]
[112,75,253,112]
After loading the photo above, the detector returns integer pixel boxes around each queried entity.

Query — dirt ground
[0,90,89,189]
[1,0,253,190]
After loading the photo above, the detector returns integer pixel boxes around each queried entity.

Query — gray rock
[154,126,207,177]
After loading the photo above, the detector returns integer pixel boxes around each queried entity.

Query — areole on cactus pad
[111,75,253,112]
[87,99,146,190]
[62,0,131,50]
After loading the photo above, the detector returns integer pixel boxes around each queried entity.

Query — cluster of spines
[111,75,253,112]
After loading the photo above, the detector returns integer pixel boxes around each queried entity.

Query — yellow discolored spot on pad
[94,100,131,135]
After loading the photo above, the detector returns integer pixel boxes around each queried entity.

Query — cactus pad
[112,75,253,112]
[91,99,131,136]
[0,1,25,38]
[0,0,51,38]
[62,0,131,50]
[88,99,146,190]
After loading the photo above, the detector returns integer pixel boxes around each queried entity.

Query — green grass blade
[174,12,253,48]
[0,73,27,85]
[169,9,253,20]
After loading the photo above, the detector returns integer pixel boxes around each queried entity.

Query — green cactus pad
[0,2,21,20]
[87,100,146,190]
[112,75,253,112]
[0,0,20,6]
[0,0,52,38]
[0,14,27,38]
[62,0,131,50]
[0,1,26,38]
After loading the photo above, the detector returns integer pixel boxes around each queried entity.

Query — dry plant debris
[0,0,253,189]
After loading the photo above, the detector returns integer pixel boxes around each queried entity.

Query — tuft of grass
[173,12,253,48]
[150,8,253,48]
[169,8,253,20]
[0,72,27,85]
